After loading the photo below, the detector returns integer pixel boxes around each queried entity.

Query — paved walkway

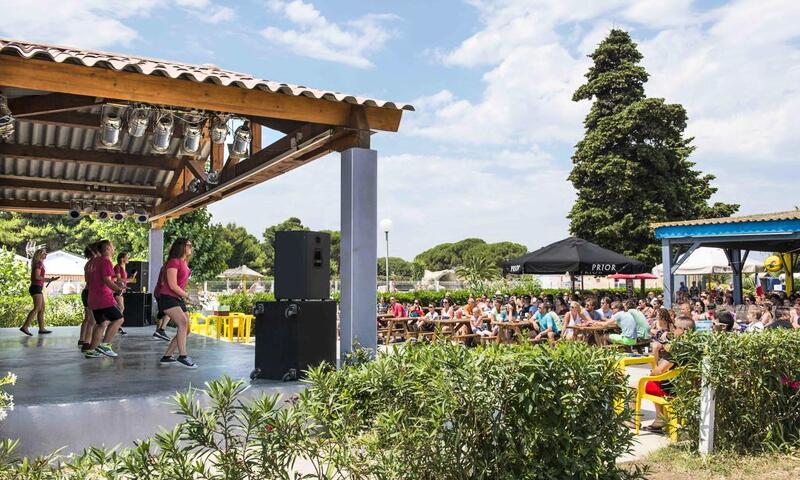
[620,364,671,462]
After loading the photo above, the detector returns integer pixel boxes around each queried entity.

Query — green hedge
[0,295,83,328]
[218,287,662,314]
[0,342,644,479]
[670,330,800,452]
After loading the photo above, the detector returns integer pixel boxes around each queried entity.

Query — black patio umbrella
[502,237,647,276]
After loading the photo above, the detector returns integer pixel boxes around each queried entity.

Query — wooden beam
[0,176,164,198]
[0,199,71,214]
[151,125,337,220]
[7,93,100,117]
[251,122,262,153]
[0,55,405,132]
[0,143,181,171]
[165,166,187,199]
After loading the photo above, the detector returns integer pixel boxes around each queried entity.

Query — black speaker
[274,231,331,300]
[122,292,152,327]
[126,261,149,293]
[252,300,336,381]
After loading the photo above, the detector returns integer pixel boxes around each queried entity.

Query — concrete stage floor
[0,327,305,457]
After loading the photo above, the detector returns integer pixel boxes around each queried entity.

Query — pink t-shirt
[88,257,117,310]
[161,258,191,298]
[389,302,405,317]
[114,264,128,282]
[30,261,45,286]
[154,265,166,297]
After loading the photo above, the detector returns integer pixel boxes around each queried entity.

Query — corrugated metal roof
[652,210,800,228]
[0,38,414,112]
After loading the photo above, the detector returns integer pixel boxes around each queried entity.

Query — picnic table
[380,316,416,344]
[570,323,620,344]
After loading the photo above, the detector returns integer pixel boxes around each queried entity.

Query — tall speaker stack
[126,261,148,292]
[252,231,336,381]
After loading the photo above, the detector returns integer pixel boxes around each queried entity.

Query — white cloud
[261,0,398,68]
[0,0,159,48]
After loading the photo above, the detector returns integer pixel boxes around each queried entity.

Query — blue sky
[2,0,799,259]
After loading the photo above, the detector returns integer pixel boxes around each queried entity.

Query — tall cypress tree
[568,29,738,266]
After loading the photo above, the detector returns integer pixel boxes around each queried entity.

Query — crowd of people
[19,238,199,369]
[378,287,800,350]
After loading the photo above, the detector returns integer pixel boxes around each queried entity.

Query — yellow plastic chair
[189,312,210,336]
[222,313,254,343]
[635,368,683,441]
[614,355,657,414]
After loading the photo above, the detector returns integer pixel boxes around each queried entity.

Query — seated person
[531,302,560,345]
[650,307,673,362]
[598,301,637,346]
[469,306,491,336]
[584,298,602,321]
[767,307,794,329]
[597,297,614,319]
[408,300,425,318]
[417,304,439,332]
[715,310,735,332]
[562,301,593,340]
[627,299,651,341]
[643,316,695,432]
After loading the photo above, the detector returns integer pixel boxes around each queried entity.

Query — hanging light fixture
[183,123,202,154]
[206,170,220,185]
[96,204,109,220]
[82,201,95,214]
[126,107,150,137]
[99,109,122,147]
[68,201,81,219]
[125,203,135,215]
[135,205,149,224]
[210,117,228,144]
[151,112,174,152]
[231,123,251,156]
[0,95,14,141]
[112,205,125,221]
[188,178,204,193]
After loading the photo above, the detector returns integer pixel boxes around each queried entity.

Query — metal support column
[340,147,378,358]
[727,248,743,305]
[661,239,674,308]
[148,227,164,294]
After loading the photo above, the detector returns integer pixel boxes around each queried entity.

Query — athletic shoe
[159,356,176,365]
[84,349,102,359]
[119,328,128,336]
[96,343,118,358]
[176,356,197,369]
[153,329,170,341]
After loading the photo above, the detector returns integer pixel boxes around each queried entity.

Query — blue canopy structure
[652,210,800,307]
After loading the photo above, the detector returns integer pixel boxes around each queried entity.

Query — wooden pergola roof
[0,39,412,226]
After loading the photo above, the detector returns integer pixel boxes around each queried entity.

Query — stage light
[210,117,227,144]
[151,113,174,152]
[125,203,135,215]
[126,107,149,137]
[68,201,81,219]
[112,205,125,221]
[97,204,109,220]
[0,95,14,140]
[82,201,94,214]
[183,123,201,154]
[99,110,122,147]
[231,123,251,156]
[188,178,203,193]
[206,170,220,185]
[135,206,149,224]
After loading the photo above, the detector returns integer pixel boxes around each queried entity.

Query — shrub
[0,249,27,297]
[0,295,83,328]
[300,341,642,479]
[670,329,800,452]
[0,343,644,479]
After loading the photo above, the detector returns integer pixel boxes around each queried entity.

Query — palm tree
[455,254,499,290]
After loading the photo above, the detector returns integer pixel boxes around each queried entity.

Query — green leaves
[670,330,800,452]
[569,29,738,267]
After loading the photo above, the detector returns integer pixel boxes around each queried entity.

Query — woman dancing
[158,238,197,368]
[20,248,58,336]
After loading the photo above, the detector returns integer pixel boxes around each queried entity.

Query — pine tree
[568,29,738,266]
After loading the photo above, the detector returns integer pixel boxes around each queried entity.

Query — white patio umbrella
[218,265,264,290]
[652,247,765,276]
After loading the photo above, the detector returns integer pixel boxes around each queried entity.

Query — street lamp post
[380,218,392,292]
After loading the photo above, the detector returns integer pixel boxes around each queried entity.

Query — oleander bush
[0,342,644,479]
[669,329,800,452]
[0,294,83,328]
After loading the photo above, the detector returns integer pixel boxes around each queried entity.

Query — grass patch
[625,445,800,479]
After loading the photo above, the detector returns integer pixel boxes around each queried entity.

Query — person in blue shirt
[531,302,560,345]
